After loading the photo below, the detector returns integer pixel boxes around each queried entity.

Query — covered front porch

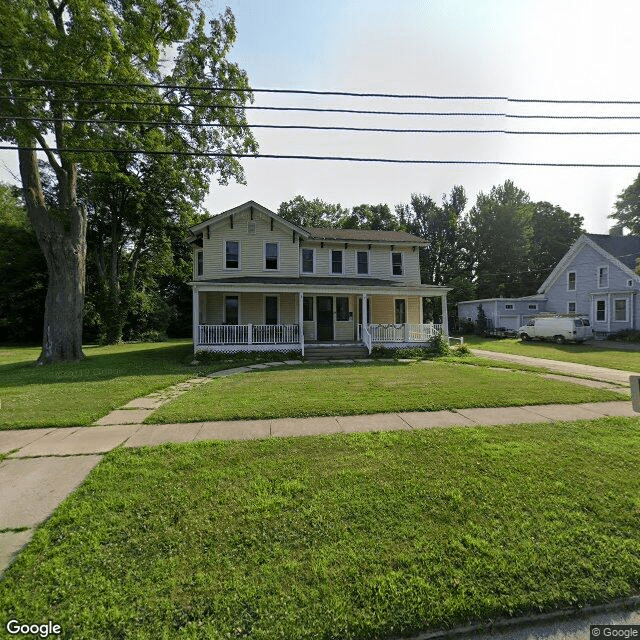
[192,280,450,355]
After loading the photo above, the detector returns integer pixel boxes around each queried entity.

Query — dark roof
[304,227,425,244]
[195,276,427,288]
[586,234,640,270]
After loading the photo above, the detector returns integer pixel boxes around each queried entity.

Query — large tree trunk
[19,147,87,363]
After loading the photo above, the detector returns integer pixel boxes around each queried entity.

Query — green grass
[464,335,640,372]
[148,360,624,424]
[0,341,205,429]
[1,418,639,639]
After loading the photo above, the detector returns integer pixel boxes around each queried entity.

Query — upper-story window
[528,304,538,310]
[598,266,609,288]
[391,251,403,276]
[225,240,240,269]
[357,250,369,275]
[196,249,203,277]
[505,303,514,310]
[301,248,314,274]
[568,271,576,290]
[265,242,279,270]
[331,250,343,274]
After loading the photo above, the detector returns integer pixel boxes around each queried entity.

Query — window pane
[265,243,278,270]
[336,297,349,321]
[225,296,239,324]
[596,300,606,322]
[392,252,403,275]
[568,272,576,290]
[302,249,314,273]
[332,250,343,274]
[196,250,203,276]
[568,302,576,313]
[599,267,608,287]
[615,299,626,321]
[357,251,368,274]
[395,299,406,324]
[226,241,239,269]
[303,297,314,321]
[265,296,278,324]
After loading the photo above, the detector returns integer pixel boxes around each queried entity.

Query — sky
[3,0,640,233]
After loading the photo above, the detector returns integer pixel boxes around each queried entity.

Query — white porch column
[441,292,449,338]
[362,293,368,326]
[192,287,199,352]
[299,291,305,357]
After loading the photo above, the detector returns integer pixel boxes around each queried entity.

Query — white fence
[198,324,300,345]
[367,323,442,343]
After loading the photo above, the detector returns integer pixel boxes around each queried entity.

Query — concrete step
[305,345,369,360]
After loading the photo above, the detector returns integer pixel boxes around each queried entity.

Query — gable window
[265,242,279,270]
[528,304,538,310]
[357,251,369,275]
[395,299,406,324]
[265,296,278,325]
[614,298,628,322]
[224,295,239,324]
[196,250,203,277]
[391,252,403,276]
[303,296,314,321]
[225,240,240,269]
[301,248,314,273]
[596,299,606,322]
[568,302,576,313]
[598,266,609,288]
[336,297,349,321]
[331,250,343,274]
[568,271,576,291]
[505,303,514,310]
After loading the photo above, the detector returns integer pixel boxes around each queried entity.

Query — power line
[3,77,640,104]
[5,115,640,135]
[3,145,640,167]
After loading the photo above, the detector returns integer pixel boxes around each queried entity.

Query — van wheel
[520,333,530,341]
[554,335,565,344]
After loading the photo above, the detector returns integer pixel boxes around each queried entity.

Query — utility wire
[3,146,640,167]
[3,95,640,119]
[3,77,640,104]
[4,115,640,135]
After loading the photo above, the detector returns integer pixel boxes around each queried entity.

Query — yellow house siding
[408,296,421,324]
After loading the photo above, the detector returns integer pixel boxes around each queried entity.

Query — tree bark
[18,146,87,363]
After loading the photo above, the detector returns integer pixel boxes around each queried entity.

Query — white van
[518,316,593,344]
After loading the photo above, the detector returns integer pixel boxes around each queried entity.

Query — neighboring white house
[189,201,451,354]
[458,233,640,336]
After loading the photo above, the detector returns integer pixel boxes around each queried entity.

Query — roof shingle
[586,233,640,270]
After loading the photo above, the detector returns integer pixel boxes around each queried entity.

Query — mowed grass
[0,341,205,429]
[464,335,640,372]
[148,360,624,424]
[2,419,639,639]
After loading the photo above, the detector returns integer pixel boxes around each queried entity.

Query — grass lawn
[0,341,205,429]
[148,360,624,424]
[1,418,639,639]
[464,335,640,372]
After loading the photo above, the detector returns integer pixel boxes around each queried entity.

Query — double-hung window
[391,252,403,276]
[614,299,628,322]
[301,248,314,273]
[395,299,406,324]
[567,271,576,290]
[265,296,278,325]
[596,300,606,322]
[225,240,239,269]
[265,242,278,270]
[336,297,349,321]
[357,251,369,275]
[331,250,343,274]
[196,250,203,277]
[598,266,609,288]
[303,296,314,321]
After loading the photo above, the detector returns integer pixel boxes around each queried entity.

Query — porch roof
[191,276,450,296]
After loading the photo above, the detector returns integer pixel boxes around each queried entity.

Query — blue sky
[2,0,640,232]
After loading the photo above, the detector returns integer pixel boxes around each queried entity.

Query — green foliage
[610,172,640,235]
[475,304,489,335]
[451,343,472,356]
[609,329,640,343]
[277,195,349,228]
[339,203,400,230]
[193,350,301,365]
[431,332,451,356]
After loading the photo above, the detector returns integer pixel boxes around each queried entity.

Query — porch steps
[304,345,369,361]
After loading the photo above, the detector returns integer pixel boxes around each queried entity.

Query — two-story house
[188,201,451,355]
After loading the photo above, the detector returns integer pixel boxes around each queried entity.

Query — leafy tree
[338,203,400,230]
[277,196,349,228]
[466,180,533,298]
[0,1,257,362]
[610,172,640,235]
[0,183,47,342]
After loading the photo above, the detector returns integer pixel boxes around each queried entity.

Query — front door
[317,296,334,341]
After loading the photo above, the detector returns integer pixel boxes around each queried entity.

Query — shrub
[451,343,472,357]
[609,329,640,343]
[193,350,301,366]
[431,332,451,356]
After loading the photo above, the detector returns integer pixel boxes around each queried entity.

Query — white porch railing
[367,323,442,343]
[198,324,299,345]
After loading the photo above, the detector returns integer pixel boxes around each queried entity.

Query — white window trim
[394,298,407,324]
[263,241,280,272]
[613,297,629,322]
[330,249,344,275]
[223,294,240,324]
[597,265,609,289]
[390,251,404,277]
[567,301,576,314]
[195,249,204,278]
[301,248,316,274]
[223,238,241,271]
[567,271,576,291]
[264,294,280,325]
[594,298,607,323]
[356,249,370,276]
